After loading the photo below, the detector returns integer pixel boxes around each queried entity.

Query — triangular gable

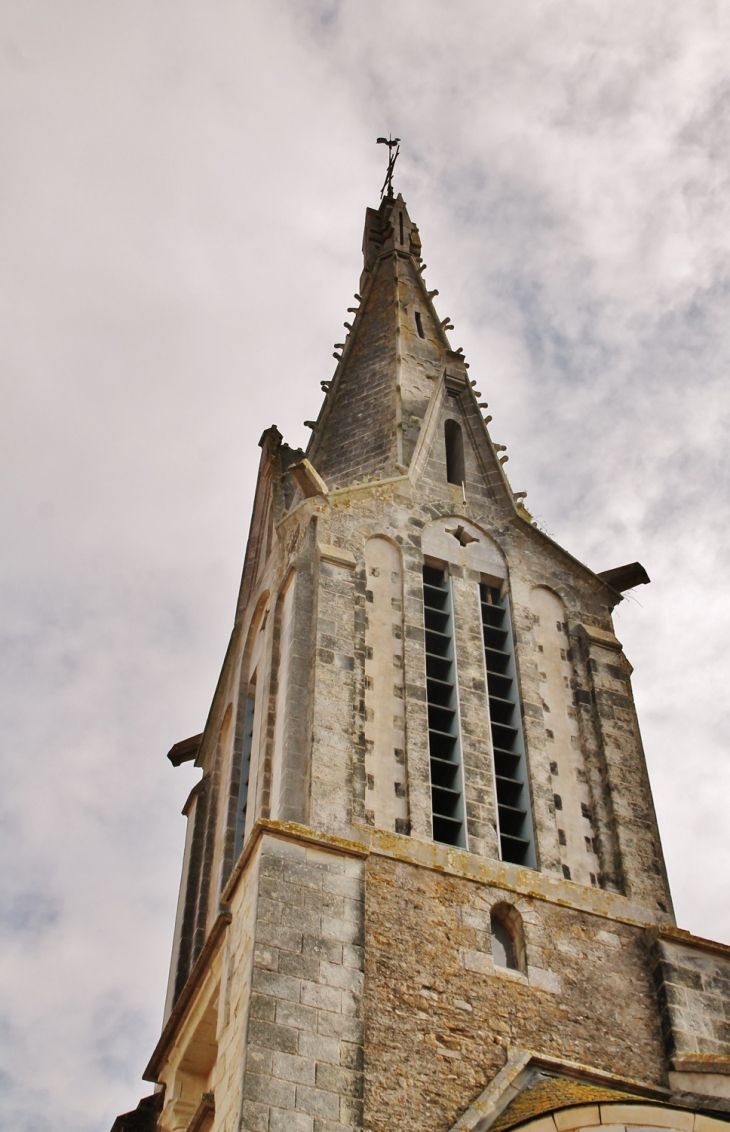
[450,1049,730,1132]
[409,359,516,512]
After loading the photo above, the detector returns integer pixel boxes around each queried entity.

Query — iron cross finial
[377,135,401,199]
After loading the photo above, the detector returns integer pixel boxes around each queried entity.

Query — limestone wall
[362,852,667,1132]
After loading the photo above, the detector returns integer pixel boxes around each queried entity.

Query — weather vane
[377,135,401,199]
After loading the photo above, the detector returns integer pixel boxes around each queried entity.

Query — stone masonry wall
[240,835,365,1132]
[363,853,668,1132]
[653,935,730,1059]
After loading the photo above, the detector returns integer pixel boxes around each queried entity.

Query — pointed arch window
[444,419,465,486]
[481,584,535,867]
[423,563,466,848]
[233,676,256,863]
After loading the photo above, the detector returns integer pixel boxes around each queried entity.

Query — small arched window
[490,903,526,972]
[444,419,465,486]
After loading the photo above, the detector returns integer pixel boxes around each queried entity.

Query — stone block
[339,1095,364,1126]
[256,920,304,953]
[286,905,323,934]
[317,1012,364,1043]
[244,1070,296,1109]
[248,1018,299,1055]
[263,837,307,862]
[298,1029,342,1065]
[322,872,364,900]
[460,947,494,974]
[246,1044,274,1076]
[339,1042,364,1071]
[269,1106,314,1132]
[275,999,319,1032]
[284,861,325,890]
[254,943,279,971]
[528,966,561,994]
[319,960,364,994]
[315,1063,362,1097]
[303,934,344,964]
[250,992,277,1021]
[300,981,342,1013]
[253,967,301,1002]
[599,1106,693,1131]
[279,952,321,981]
[342,944,364,970]
[240,1098,270,1132]
[296,1084,342,1120]
[273,1051,316,1086]
[340,990,362,1017]
[554,1105,600,1130]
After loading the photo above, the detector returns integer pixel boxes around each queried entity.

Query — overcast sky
[1,2,729,1129]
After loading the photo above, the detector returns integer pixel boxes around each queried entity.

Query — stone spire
[111,186,730,1132]
[307,193,472,488]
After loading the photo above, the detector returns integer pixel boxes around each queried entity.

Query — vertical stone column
[450,567,499,858]
[362,536,409,834]
[310,546,358,837]
[240,836,365,1132]
[577,625,673,913]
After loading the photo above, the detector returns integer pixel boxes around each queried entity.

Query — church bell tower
[112,183,730,1132]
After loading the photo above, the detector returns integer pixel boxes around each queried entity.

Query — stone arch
[228,590,271,864]
[492,1103,721,1132]
[269,569,297,822]
[490,901,527,973]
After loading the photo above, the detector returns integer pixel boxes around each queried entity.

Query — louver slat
[423,565,466,849]
[481,585,535,867]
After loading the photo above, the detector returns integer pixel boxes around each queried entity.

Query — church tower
[112,187,730,1132]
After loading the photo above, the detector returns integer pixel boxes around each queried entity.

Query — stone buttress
[111,194,730,1132]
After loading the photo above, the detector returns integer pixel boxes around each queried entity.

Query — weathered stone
[117,191,730,1132]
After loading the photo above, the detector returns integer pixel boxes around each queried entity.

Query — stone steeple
[308,192,515,507]
[111,190,730,1132]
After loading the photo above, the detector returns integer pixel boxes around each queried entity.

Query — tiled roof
[490,1077,639,1132]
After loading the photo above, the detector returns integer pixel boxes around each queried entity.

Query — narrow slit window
[423,565,466,848]
[444,419,465,486]
[233,680,256,862]
[415,311,425,339]
[399,211,404,244]
[481,584,536,867]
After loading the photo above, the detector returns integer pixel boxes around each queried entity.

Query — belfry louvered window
[423,565,466,848]
[481,584,535,867]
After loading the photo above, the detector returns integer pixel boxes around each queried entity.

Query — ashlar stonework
[110,191,730,1132]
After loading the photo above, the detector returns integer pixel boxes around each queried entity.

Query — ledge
[655,926,730,962]
[221,819,671,931]
[318,543,357,569]
[362,825,672,930]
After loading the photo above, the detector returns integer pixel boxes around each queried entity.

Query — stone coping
[672,1059,730,1077]
[655,929,730,963]
[222,819,673,932]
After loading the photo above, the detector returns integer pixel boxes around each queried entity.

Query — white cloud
[1,0,729,1126]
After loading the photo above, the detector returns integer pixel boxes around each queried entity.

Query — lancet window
[423,564,467,848]
[480,584,535,867]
